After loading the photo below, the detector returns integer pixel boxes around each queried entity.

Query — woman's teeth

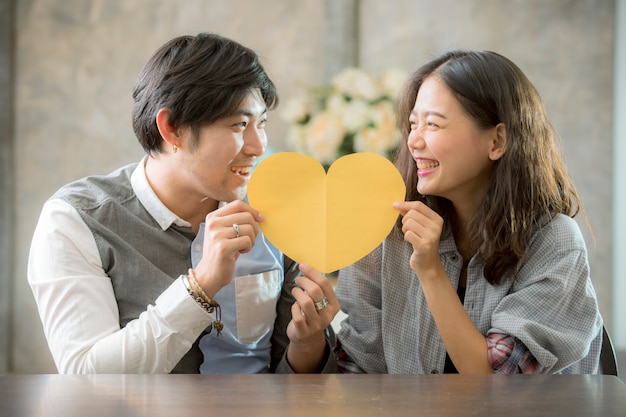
[417,161,439,169]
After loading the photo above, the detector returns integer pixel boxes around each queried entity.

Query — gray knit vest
[53,163,203,373]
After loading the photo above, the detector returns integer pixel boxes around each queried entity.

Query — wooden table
[1,374,625,416]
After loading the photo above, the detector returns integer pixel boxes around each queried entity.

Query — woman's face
[407,75,504,211]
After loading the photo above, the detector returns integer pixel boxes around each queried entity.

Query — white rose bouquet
[281,67,408,167]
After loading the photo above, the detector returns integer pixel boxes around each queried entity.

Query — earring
[173,145,178,153]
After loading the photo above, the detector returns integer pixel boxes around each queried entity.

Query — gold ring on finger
[314,297,328,311]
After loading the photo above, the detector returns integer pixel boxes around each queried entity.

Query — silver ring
[314,297,328,311]
[233,223,240,238]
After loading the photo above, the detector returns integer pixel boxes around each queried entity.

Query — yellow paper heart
[247,152,405,273]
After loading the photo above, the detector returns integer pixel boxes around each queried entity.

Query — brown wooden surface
[1,374,625,417]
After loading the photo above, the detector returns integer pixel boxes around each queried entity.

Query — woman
[335,50,602,374]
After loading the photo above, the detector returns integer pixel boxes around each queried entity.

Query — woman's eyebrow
[410,109,447,119]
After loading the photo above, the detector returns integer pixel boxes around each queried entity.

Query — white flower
[341,98,371,131]
[354,101,401,154]
[331,67,381,101]
[280,96,311,123]
[284,67,407,165]
[325,93,343,110]
[380,68,409,98]
[286,125,309,153]
[305,111,345,165]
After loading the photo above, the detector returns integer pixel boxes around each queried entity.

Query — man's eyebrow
[233,107,268,117]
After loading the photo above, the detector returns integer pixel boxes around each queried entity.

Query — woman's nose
[407,127,425,150]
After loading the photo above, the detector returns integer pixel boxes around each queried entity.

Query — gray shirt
[336,214,602,374]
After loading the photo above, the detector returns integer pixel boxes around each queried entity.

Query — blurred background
[1,0,624,376]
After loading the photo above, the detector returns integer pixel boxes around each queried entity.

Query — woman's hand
[193,200,264,298]
[393,200,444,279]
[286,263,340,372]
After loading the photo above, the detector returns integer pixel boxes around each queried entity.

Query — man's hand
[193,200,264,298]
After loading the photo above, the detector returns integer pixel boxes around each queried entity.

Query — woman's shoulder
[530,213,587,252]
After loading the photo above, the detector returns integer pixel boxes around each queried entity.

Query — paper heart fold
[247,152,405,273]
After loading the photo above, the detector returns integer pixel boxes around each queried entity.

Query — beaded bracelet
[182,270,224,336]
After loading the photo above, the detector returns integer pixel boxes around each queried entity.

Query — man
[28,33,339,374]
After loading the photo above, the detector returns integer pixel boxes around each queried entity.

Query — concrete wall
[614,0,626,350]
[3,0,618,373]
[0,0,15,374]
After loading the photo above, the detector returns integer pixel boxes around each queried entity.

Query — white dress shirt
[28,158,213,373]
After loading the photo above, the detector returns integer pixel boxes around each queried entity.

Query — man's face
[177,89,268,204]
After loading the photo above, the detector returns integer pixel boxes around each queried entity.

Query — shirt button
[194,244,202,252]
[450,255,458,262]
[431,370,439,374]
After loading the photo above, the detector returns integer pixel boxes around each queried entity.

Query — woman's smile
[415,158,440,177]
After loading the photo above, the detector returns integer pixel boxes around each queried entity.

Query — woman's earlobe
[489,123,507,161]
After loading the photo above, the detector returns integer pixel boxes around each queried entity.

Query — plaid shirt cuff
[487,332,545,374]
[334,339,367,373]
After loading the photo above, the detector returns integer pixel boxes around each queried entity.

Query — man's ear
[155,108,181,153]
[488,123,507,161]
